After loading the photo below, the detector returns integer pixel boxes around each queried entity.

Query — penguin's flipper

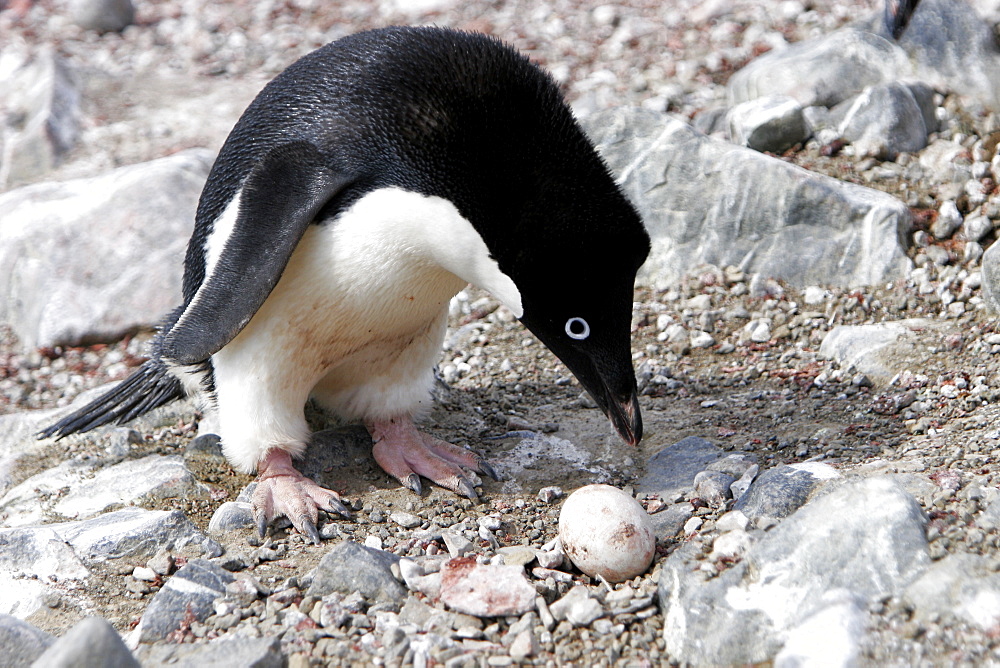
[163,141,354,365]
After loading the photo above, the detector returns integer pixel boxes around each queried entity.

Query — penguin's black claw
[456,477,479,500]
[328,497,354,519]
[477,459,500,481]
[403,474,423,495]
[300,517,322,545]
[255,512,269,540]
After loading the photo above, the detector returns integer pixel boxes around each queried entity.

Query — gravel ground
[5,0,1000,664]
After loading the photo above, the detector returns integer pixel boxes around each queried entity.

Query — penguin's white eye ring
[565,317,590,340]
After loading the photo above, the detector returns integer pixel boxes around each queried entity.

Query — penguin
[41,26,651,544]
[884,0,920,40]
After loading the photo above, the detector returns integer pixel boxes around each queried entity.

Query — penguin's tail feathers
[38,358,185,440]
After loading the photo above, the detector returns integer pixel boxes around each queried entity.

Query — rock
[549,586,605,627]
[727,29,911,108]
[583,108,912,290]
[0,457,96,527]
[208,502,254,534]
[398,559,442,600]
[649,503,695,539]
[559,484,656,582]
[4,454,191,529]
[773,591,866,668]
[439,557,536,617]
[903,553,1000,629]
[67,0,135,33]
[0,47,81,186]
[0,615,54,667]
[135,635,283,668]
[709,528,752,563]
[734,462,841,526]
[31,616,139,667]
[305,541,406,604]
[0,526,90,617]
[660,477,929,664]
[496,545,536,567]
[934,200,964,239]
[885,0,1000,109]
[980,240,1000,314]
[50,455,212,521]
[693,470,735,505]
[0,149,212,351]
[54,507,219,563]
[727,95,810,153]
[636,436,725,501]
[819,319,945,387]
[133,559,235,644]
[390,511,423,529]
[838,81,931,159]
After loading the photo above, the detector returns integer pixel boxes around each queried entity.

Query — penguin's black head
[506,183,650,447]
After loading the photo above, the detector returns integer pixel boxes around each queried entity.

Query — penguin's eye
[565,317,590,340]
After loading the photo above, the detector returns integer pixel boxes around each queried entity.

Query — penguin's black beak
[594,383,643,446]
[535,334,643,446]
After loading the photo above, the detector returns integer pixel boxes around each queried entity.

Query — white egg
[558,484,656,583]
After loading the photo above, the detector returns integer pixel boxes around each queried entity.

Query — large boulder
[0,149,212,351]
[583,108,913,289]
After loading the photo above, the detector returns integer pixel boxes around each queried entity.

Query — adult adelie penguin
[42,26,651,544]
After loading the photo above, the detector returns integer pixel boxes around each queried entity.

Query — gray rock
[660,476,929,664]
[54,508,220,563]
[67,0,135,33]
[819,319,944,387]
[134,559,235,644]
[980,240,1000,314]
[135,636,283,668]
[0,47,81,186]
[879,0,1000,109]
[0,149,212,351]
[838,82,930,159]
[306,540,406,603]
[903,553,1000,629]
[30,616,138,668]
[0,457,97,527]
[51,455,212,521]
[208,502,255,534]
[773,591,866,668]
[583,108,912,290]
[728,29,911,108]
[636,436,724,501]
[0,615,54,668]
[0,526,89,618]
[693,470,735,505]
[727,95,810,153]
[734,462,840,526]
[934,200,964,239]
[549,586,604,626]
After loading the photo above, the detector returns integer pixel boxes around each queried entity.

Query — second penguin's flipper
[162,141,354,365]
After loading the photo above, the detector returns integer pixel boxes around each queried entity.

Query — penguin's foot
[367,416,499,499]
[252,448,354,544]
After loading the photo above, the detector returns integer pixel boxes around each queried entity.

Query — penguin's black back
[184,27,618,303]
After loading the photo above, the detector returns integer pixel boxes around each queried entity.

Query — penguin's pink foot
[252,448,353,544]
[366,416,499,499]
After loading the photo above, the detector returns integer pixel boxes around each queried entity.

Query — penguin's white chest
[210,187,521,395]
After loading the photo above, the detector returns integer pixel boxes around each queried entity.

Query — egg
[558,484,656,583]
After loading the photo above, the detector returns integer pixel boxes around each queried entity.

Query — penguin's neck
[328,187,523,317]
